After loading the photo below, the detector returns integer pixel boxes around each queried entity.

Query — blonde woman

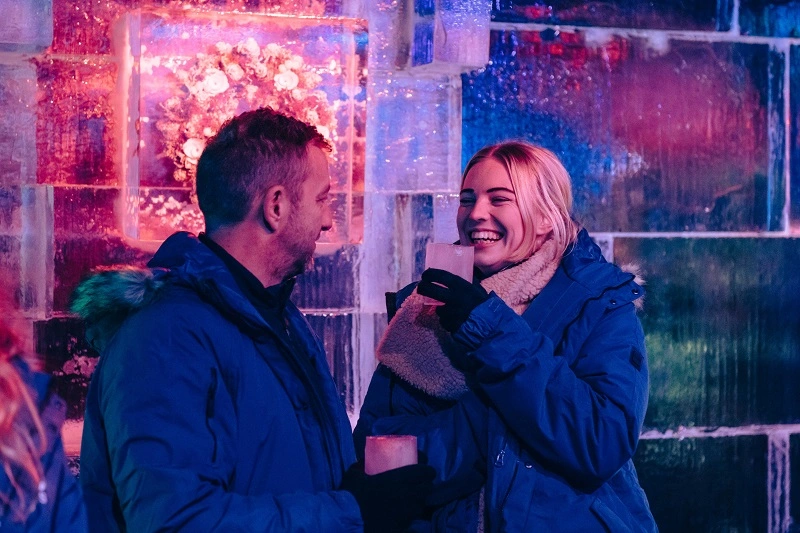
[355,141,657,532]
[0,294,87,531]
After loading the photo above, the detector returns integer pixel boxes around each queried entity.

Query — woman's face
[457,159,526,276]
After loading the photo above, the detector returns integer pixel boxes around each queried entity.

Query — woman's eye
[491,197,511,204]
[459,197,475,206]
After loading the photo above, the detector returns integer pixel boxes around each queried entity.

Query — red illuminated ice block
[364,435,418,475]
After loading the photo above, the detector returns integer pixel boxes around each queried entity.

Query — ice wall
[1,0,800,531]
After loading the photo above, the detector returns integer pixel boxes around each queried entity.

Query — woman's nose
[468,198,490,220]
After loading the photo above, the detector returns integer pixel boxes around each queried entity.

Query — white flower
[245,84,259,100]
[202,69,229,96]
[238,37,261,57]
[285,56,303,70]
[225,63,245,81]
[265,43,282,56]
[182,138,205,161]
[215,41,233,54]
[274,70,299,91]
[253,63,268,78]
[316,126,330,140]
[203,127,215,137]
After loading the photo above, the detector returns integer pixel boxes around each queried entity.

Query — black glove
[417,268,490,333]
[340,462,436,533]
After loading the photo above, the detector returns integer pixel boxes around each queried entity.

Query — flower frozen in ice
[285,56,304,71]
[253,63,268,79]
[274,70,300,91]
[265,43,282,57]
[156,37,339,208]
[315,125,330,140]
[238,37,261,57]
[225,63,245,81]
[182,138,205,162]
[215,41,233,55]
[245,84,259,100]
[202,69,230,96]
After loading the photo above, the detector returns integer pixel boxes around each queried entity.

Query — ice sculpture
[116,9,366,245]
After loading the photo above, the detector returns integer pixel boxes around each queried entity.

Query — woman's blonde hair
[0,293,45,522]
[462,140,579,261]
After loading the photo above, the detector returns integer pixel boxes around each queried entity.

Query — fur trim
[620,262,646,310]
[378,295,469,400]
[70,266,168,352]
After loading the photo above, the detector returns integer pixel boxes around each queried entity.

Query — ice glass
[364,435,418,475]
[423,242,474,305]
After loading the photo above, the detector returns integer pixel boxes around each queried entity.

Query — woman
[0,293,87,532]
[355,141,657,532]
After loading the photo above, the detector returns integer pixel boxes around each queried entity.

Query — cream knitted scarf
[376,238,561,400]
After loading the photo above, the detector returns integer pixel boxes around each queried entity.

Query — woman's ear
[262,185,290,233]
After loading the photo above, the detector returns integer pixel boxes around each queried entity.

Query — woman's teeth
[471,231,501,243]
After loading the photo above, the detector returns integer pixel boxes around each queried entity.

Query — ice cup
[364,435,418,475]
[422,242,474,305]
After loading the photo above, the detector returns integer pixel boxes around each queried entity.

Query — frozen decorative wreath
[155,37,339,201]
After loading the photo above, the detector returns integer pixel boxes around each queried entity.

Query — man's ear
[262,185,291,233]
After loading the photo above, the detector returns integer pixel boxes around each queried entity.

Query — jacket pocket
[590,497,633,533]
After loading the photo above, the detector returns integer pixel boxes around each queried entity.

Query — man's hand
[417,268,490,333]
[340,462,436,533]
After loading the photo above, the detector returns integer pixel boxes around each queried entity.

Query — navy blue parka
[76,232,362,532]
[355,230,657,532]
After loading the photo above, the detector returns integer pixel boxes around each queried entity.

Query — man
[71,108,434,532]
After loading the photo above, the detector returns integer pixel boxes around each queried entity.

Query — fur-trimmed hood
[70,266,170,352]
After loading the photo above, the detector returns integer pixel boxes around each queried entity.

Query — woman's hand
[417,268,490,333]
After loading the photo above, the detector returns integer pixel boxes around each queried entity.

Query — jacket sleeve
[454,295,649,491]
[355,365,487,506]
[94,311,362,533]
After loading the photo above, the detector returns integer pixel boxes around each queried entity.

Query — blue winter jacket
[76,232,362,532]
[0,359,88,533]
[355,230,657,532]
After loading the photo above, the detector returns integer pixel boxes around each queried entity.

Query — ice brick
[292,243,359,310]
[634,435,768,531]
[790,434,800,528]
[51,0,134,55]
[367,73,461,193]
[463,31,783,232]
[0,186,54,317]
[792,45,800,232]
[493,0,732,31]
[410,0,490,73]
[433,193,459,244]
[614,237,800,428]
[740,0,800,37]
[34,316,98,420]
[304,312,357,415]
[0,0,53,52]
[360,192,434,313]
[0,62,37,186]
[36,57,118,185]
[54,186,120,236]
[53,235,153,313]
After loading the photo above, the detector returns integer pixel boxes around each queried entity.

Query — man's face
[283,145,333,278]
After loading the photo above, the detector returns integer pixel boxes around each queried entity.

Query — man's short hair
[196,107,331,232]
